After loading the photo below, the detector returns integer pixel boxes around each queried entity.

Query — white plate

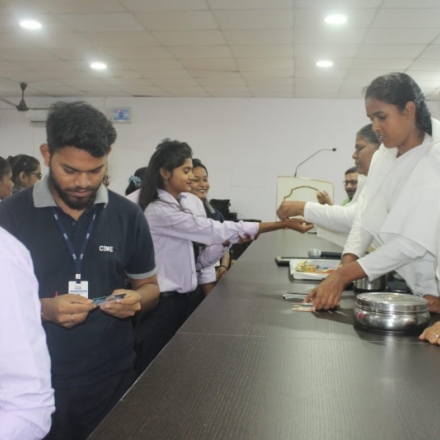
[289,259,339,280]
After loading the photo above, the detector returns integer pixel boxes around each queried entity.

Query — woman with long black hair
[130,139,313,373]
[296,72,440,314]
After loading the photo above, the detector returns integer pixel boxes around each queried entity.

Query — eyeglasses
[28,172,42,180]
[343,180,358,186]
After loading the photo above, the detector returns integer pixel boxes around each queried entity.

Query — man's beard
[49,169,99,210]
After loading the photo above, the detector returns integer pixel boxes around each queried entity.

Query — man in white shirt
[0,227,54,440]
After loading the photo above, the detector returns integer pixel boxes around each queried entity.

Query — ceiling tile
[357,44,425,58]
[109,85,164,95]
[295,67,348,78]
[408,58,440,70]
[209,0,292,9]
[81,32,159,47]
[119,0,208,11]
[0,60,24,70]
[46,47,110,61]
[364,28,439,45]
[248,85,293,93]
[166,46,232,58]
[198,77,246,86]
[0,0,48,14]
[294,8,376,28]
[0,70,47,80]
[188,70,243,78]
[295,88,339,98]
[0,47,59,61]
[404,71,440,81]
[152,30,226,46]
[295,77,343,87]
[103,47,172,60]
[214,10,293,30]
[36,0,125,13]
[252,92,294,98]
[420,46,440,59]
[230,45,293,58]
[236,58,294,71]
[372,9,440,28]
[383,0,440,6]
[32,33,95,48]
[293,0,382,7]
[32,84,84,95]
[135,12,217,31]
[57,13,144,32]
[345,69,395,82]
[294,28,367,45]
[103,78,154,86]
[179,58,237,71]
[350,58,413,70]
[244,77,293,86]
[223,29,293,45]
[241,68,293,78]
[138,69,193,78]
[294,58,353,69]
[0,32,40,48]
[159,88,210,97]
[209,91,252,97]
[103,70,143,79]
[11,60,84,70]
[149,77,200,87]
[0,13,74,33]
[203,84,249,92]
[293,44,359,58]
[121,59,183,70]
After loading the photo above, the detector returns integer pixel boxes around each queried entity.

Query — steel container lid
[355,292,429,314]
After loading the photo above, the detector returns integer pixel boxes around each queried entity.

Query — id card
[68,281,89,298]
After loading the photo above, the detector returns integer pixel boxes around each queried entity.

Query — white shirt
[0,227,54,440]
[344,120,440,296]
[128,189,259,293]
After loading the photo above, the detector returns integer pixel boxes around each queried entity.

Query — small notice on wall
[110,107,132,123]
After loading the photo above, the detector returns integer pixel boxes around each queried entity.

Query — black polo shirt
[0,176,156,388]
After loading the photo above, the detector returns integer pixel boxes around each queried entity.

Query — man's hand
[304,271,345,310]
[284,217,314,234]
[316,190,332,205]
[100,289,142,319]
[419,322,440,345]
[423,294,440,313]
[276,201,306,221]
[41,294,95,329]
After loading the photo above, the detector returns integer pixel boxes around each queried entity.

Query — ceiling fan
[0,82,49,111]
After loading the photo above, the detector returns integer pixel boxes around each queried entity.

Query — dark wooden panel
[90,333,440,440]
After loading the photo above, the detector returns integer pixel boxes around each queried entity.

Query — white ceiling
[1,0,440,100]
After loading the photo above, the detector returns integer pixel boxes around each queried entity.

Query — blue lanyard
[52,208,97,282]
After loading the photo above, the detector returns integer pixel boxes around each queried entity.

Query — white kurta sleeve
[357,236,427,281]
[304,202,357,234]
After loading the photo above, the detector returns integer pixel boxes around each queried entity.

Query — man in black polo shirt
[0,101,160,440]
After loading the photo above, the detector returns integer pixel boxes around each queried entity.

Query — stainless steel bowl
[353,292,430,334]
[353,275,386,293]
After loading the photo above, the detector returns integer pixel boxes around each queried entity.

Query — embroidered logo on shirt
[99,246,114,252]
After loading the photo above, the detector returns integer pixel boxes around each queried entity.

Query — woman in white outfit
[301,73,440,315]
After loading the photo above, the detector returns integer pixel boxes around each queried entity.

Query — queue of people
[2,71,440,440]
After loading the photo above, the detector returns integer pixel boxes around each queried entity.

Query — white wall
[2,97,439,220]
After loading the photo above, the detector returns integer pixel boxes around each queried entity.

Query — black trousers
[44,368,136,440]
[134,286,204,375]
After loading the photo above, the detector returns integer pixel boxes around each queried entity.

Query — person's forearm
[134,282,160,312]
[258,221,287,234]
[335,261,367,284]
[221,252,230,269]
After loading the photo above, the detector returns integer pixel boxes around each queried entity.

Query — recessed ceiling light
[324,14,347,25]
[316,60,333,68]
[90,62,107,70]
[20,20,42,29]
